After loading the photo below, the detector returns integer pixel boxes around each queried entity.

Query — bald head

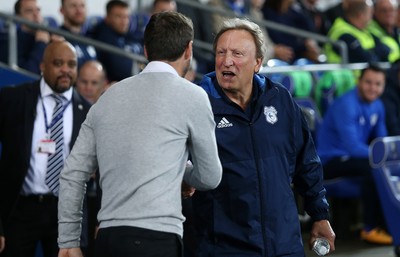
[79,60,105,75]
[76,60,107,103]
[42,40,76,61]
[40,41,78,93]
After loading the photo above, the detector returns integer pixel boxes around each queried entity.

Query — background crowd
[1,0,400,256]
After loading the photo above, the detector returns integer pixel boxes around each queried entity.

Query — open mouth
[222,71,235,78]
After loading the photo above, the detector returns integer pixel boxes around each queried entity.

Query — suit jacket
[0,80,91,236]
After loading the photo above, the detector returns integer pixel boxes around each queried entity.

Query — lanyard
[40,95,71,133]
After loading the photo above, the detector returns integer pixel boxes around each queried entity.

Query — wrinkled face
[61,0,87,27]
[40,43,78,94]
[215,29,262,94]
[76,65,106,103]
[374,0,397,28]
[358,69,385,103]
[106,6,130,34]
[19,0,42,23]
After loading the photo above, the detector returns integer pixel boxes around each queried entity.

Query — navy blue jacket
[261,5,313,62]
[60,25,97,69]
[381,64,400,136]
[89,21,143,82]
[17,29,47,75]
[192,72,329,257]
[0,28,45,75]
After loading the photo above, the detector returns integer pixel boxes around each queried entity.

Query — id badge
[38,139,56,154]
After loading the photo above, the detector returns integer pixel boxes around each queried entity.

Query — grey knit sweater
[58,62,222,248]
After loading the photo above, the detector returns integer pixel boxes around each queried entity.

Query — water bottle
[312,237,330,256]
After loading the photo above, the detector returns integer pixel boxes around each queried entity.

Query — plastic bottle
[312,237,330,256]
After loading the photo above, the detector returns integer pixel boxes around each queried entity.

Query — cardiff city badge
[264,106,278,124]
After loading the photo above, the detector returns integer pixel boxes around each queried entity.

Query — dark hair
[263,0,284,11]
[14,0,22,14]
[106,0,129,15]
[144,12,193,62]
[360,63,386,78]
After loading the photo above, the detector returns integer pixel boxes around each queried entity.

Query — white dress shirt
[21,79,73,195]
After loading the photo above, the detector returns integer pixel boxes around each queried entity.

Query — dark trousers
[95,226,182,257]
[2,195,59,257]
[323,157,386,229]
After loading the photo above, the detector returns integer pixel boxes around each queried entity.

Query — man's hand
[182,181,195,199]
[58,248,83,257]
[0,236,5,253]
[309,220,336,254]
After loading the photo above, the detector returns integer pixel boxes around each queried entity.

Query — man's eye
[68,62,77,69]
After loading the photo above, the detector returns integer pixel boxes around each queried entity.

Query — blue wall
[0,63,38,88]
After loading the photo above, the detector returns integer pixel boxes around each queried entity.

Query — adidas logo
[217,117,233,128]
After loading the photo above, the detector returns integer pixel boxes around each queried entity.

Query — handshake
[182,160,195,199]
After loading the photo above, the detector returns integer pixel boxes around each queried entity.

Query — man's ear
[254,57,263,73]
[184,41,193,61]
[40,62,44,74]
[144,46,148,59]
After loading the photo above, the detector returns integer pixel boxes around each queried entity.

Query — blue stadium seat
[262,58,290,86]
[323,176,363,240]
[370,136,400,255]
[315,69,355,115]
[295,97,321,141]
[281,70,314,98]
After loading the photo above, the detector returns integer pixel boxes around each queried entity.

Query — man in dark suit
[0,40,91,257]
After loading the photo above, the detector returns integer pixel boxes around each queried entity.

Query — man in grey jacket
[57,11,222,257]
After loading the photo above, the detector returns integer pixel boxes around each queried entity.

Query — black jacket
[0,80,90,236]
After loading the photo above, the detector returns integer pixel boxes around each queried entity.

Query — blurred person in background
[90,0,144,82]
[59,0,97,68]
[317,64,392,245]
[323,0,347,26]
[0,0,63,75]
[261,0,322,64]
[0,40,91,257]
[324,0,390,64]
[367,0,400,63]
[381,60,400,136]
[249,0,294,63]
[76,60,108,104]
[152,0,177,13]
[129,0,177,45]
[296,0,331,36]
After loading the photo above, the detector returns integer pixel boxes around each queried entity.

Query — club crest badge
[264,106,278,124]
